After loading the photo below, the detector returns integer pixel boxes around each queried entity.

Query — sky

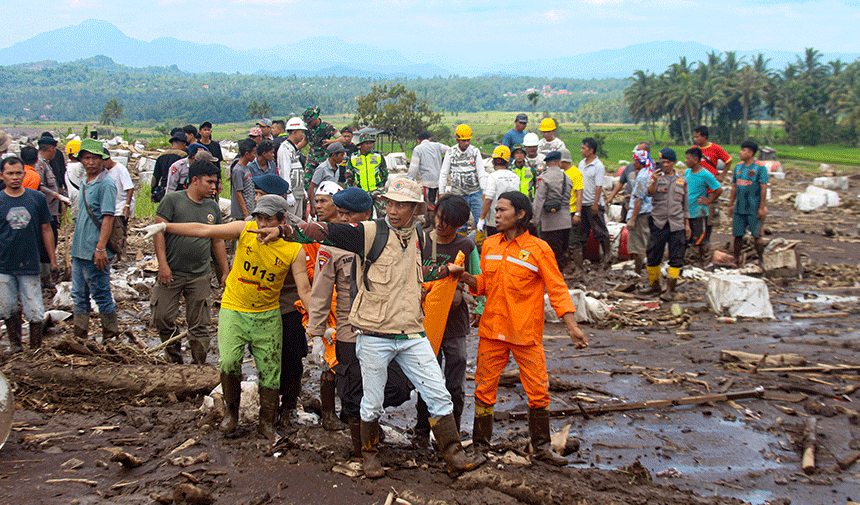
[2,0,859,64]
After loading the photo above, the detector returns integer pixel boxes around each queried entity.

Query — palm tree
[100,99,123,126]
[729,64,770,140]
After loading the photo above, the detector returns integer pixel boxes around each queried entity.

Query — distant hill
[2,19,857,79]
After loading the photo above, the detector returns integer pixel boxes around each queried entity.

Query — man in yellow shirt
[138,195,311,441]
[560,148,585,275]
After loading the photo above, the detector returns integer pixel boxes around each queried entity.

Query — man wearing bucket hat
[70,139,119,342]
[252,178,485,478]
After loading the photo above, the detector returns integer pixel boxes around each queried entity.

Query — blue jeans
[459,190,483,232]
[356,335,453,422]
[0,274,43,322]
[71,257,115,314]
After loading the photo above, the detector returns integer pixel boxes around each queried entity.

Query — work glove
[286,193,296,207]
[476,219,485,233]
[312,336,325,367]
[135,222,167,239]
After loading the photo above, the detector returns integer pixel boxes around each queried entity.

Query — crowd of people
[0,111,768,478]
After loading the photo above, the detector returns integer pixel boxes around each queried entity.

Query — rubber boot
[660,277,678,302]
[471,400,494,456]
[431,414,485,474]
[189,339,207,365]
[99,311,120,342]
[633,255,644,277]
[28,320,43,350]
[219,372,241,435]
[278,378,301,428]
[257,387,280,441]
[320,371,346,431]
[4,313,23,354]
[73,312,90,340]
[348,417,362,458]
[639,266,662,296]
[570,248,584,276]
[528,408,568,466]
[412,396,432,450]
[159,331,183,364]
[600,237,612,269]
[360,420,384,478]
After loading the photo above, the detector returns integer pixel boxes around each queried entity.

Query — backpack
[349,219,425,301]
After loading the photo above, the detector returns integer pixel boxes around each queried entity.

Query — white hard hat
[523,132,540,147]
[286,117,307,131]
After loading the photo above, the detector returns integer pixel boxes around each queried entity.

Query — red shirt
[695,142,732,177]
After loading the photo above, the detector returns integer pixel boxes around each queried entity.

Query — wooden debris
[837,451,860,471]
[150,493,173,504]
[802,417,817,475]
[792,312,851,319]
[168,452,209,467]
[179,472,199,484]
[495,387,765,420]
[720,350,806,367]
[757,364,860,374]
[174,483,213,505]
[45,478,98,486]
[169,438,197,455]
[110,480,139,491]
[21,430,77,446]
[60,458,85,470]
[109,451,144,468]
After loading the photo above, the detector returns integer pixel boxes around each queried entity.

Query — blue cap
[252,174,290,195]
[332,187,373,213]
[659,147,677,162]
[544,150,561,162]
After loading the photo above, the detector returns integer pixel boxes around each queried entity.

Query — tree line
[624,48,860,146]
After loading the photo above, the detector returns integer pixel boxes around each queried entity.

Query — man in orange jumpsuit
[460,190,588,466]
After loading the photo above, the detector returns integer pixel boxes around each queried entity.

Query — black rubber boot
[219,372,241,436]
[660,277,678,302]
[257,387,280,441]
[28,320,44,350]
[360,420,384,478]
[600,237,612,269]
[99,311,120,342]
[73,312,89,340]
[159,331,183,364]
[348,417,362,459]
[189,339,207,365]
[432,414,485,474]
[529,408,568,466]
[471,400,494,455]
[4,313,23,354]
[320,371,346,431]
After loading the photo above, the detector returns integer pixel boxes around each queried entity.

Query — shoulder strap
[79,182,102,228]
[357,218,390,293]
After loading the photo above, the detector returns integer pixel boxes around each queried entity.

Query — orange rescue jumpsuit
[470,230,575,409]
[293,242,338,368]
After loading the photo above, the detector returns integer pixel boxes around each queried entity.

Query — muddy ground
[1,159,859,505]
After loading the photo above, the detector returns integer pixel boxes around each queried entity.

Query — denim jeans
[0,274,44,322]
[459,190,484,232]
[356,335,453,422]
[71,257,115,314]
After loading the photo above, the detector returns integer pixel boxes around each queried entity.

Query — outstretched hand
[134,222,167,239]
[249,226,281,244]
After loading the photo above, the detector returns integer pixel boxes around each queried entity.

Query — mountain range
[1,19,858,79]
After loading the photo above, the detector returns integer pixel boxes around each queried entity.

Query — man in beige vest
[251,179,484,478]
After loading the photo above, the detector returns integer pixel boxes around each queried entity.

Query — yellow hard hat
[66,139,82,157]
[539,118,556,132]
[492,145,511,162]
[454,124,472,141]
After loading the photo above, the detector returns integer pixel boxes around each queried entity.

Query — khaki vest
[348,221,425,335]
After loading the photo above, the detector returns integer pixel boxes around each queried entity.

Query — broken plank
[46,478,98,486]
[757,365,860,373]
[792,312,851,319]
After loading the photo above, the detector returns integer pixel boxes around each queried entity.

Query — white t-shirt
[483,169,521,226]
[105,163,135,215]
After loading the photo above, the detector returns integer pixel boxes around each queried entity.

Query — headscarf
[316,180,343,196]
[632,149,654,174]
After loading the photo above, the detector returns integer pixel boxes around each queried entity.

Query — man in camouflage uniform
[301,107,337,188]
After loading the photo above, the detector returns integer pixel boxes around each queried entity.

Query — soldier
[301,107,338,180]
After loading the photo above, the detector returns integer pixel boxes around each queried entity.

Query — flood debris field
[0,153,859,505]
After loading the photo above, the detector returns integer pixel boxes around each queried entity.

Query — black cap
[544,150,561,162]
[659,147,677,162]
[37,136,58,147]
[515,113,528,123]
[170,133,188,144]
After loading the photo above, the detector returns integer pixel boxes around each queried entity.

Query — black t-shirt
[421,232,476,338]
[50,155,67,192]
[0,189,52,275]
[153,152,183,188]
[200,139,223,168]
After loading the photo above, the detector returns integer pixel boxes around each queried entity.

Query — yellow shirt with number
[222,221,301,313]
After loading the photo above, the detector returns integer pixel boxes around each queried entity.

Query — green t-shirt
[156,190,222,277]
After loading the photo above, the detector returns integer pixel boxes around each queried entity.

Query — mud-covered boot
[73,312,90,340]
[471,400,494,456]
[431,414,485,474]
[412,396,432,450]
[640,266,663,296]
[28,320,44,350]
[219,372,241,436]
[4,312,23,354]
[348,417,362,458]
[660,276,678,302]
[99,311,120,342]
[189,339,208,365]
[159,331,183,363]
[570,248,584,276]
[633,255,644,277]
[600,237,612,269]
[257,387,279,441]
[529,407,568,466]
[277,378,301,428]
[360,420,384,478]
[320,371,346,431]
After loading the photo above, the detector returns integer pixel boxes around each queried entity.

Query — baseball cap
[560,148,572,163]
[170,133,188,144]
[195,150,217,163]
[333,187,373,213]
[358,135,376,144]
[327,142,347,155]
[252,174,290,195]
[257,118,273,127]
[302,107,321,121]
[316,180,343,196]
[383,178,422,204]
[249,127,263,137]
[515,113,528,123]
[252,194,289,217]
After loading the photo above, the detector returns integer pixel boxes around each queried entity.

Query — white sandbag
[218,197,232,222]
[794,192,828,212]
[706,273,774,319]
[804,185,840,207]
[43,310,71,325]
[606,221,626,260]
[384,152,408,172]
[544,289,611,324]
[606,204,623,223]
[110,149,130,158]
[111,156,129,167]
[51,282,74,310]
[812,176,849,191]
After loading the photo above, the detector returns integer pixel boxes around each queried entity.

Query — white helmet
[286,117,307,131]
[523,132,539,147]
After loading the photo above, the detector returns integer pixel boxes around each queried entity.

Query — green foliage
[122,128,130,142]
[593,133,609,159]
[354,84,443,150]
[100,98,123,126]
